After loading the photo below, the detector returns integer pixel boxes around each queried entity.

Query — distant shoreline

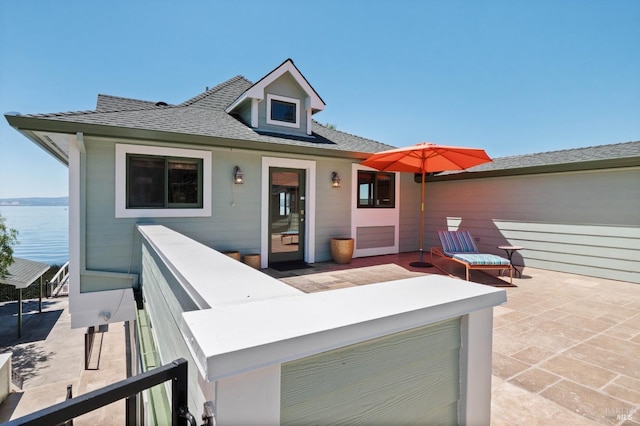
[0,197,69,207]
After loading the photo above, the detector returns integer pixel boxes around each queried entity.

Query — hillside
[0,197,69,206]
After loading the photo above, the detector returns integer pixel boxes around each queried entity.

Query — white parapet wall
[0,353,11,404]
[137,224,507,425]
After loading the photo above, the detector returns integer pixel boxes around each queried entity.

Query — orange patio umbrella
[361,142,492,267]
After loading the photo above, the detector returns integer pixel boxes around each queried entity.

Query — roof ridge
[97,93,158,104]
[312,120,393,147]
[179,75,252,107]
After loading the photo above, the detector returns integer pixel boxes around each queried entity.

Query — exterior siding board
[425,168,640,283]
[281,317,461,425]
[140,243,204,415]
[356,225,395,249]
[313,160,353,261]
[399,173,422,253]
[259,74,309,135]
[81,136,356,285]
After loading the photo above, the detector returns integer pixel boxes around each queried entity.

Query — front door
[269,168,305,265]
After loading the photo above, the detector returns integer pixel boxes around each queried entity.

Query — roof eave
[5,114,371,162]
[427,157,640,182]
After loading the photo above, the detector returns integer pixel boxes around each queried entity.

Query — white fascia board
[181,275,506,381]
[246,60,324,112]
[224,93,254,114]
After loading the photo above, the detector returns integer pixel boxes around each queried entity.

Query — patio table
[498,245,523,278]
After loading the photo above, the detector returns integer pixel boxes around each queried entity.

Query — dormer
[225,59,325,136]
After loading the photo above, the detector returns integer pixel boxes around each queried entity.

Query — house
[5,58,422,329]
[5,58,638,423]
[7,59,507,424]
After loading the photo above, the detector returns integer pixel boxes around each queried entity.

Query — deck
[0,252,638,425]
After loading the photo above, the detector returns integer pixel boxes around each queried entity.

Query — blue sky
[1,1,638,198]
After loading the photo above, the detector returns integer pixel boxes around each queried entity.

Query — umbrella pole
[410,171,433,268]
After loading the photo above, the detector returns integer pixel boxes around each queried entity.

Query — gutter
[4,113,374,164]
[426,157,640,182]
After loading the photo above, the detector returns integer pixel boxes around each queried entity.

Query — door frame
[261,157,316,268]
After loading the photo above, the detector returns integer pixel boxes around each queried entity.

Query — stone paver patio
[0,252,638,424]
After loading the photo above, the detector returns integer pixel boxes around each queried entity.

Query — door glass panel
[270,169,304,263]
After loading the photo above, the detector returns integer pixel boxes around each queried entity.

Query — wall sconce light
[233,166,244,184]
[331,171,341,188]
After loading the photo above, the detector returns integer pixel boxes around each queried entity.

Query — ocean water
[0,205,69,265]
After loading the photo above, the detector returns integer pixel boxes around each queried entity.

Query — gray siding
[260,74,309,135]
[140,242,204,415]
[281,317,461,425]
[81,136,355,286]
[399,173,422,252]
[314,159,355,261]
[356,225,395,249]
[424,168,640,283]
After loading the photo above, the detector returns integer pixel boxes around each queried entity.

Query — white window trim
[115,144,212,218]
[351,164,400,257]
[266,94,300,128]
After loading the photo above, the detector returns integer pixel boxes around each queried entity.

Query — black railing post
[172,358,189,426]
[5,358,190,426]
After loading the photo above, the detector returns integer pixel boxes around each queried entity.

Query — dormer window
[266,94,300,128]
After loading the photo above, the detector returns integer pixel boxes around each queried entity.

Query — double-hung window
[357,171,395,208]
[115,144,212,218]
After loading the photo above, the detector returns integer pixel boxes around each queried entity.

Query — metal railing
[49,261,70,297]
[4,358,195,426]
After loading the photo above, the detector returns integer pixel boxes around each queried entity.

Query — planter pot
[222,250,241,261]
[330,238,355,264]
[243,254,261,269]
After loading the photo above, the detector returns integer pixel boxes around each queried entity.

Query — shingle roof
[437,140,640,178]
[18,75,394,155]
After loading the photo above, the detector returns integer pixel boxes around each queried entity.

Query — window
[271,100,296,123]
[127,155,202,208]
[115,144,211,218]
[266,94,300,128]
[357,171,395,208]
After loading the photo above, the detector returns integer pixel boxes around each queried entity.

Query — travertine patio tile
[604,383,640,406]
[565,344,640,379]
[514,328,578,353]
[509,368,561,393]
[599,308,640,324]
[560,299,628,319]
[492,334,533,356]
[540,355,617,388]
[541,380,634,425]
[557,314,614,333]
[584,334,640,358]
[492,353,530,380]
[621,314,640,330]
[491,377,599,426]
[595,290,640,307]
[531,308,569,321]
[534,319,595,341]
[511,345,556,365]
[493,310,531,328]
[493,322,531,336]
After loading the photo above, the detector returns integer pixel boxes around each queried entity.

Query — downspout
[77,132,87,272]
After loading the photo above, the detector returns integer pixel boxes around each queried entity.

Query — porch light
[233,166,244,184]
[331,171,341,188]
